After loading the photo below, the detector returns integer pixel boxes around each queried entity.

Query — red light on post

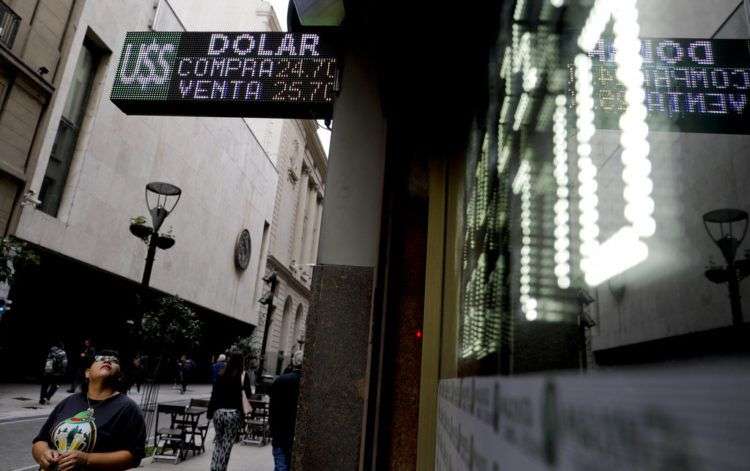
[415,329,423,340]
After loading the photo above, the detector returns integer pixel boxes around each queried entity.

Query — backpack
[53,350,67,374]
[45,348,67,374]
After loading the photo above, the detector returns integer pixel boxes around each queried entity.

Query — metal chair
[242,394,270,446]
[152,404,188,463]
[188,398,211,454]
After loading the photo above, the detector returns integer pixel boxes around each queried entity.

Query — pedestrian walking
[211,353,227,384]
[269,350,303,471]
[31,349,146,471]
[207,351,252,471]
[68,338,95,393]
[128,354,145,394]
[39,342,68,405]
[177,354,194,394]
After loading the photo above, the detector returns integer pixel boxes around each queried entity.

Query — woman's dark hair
[82,350,125,394]
[219,352,244,382]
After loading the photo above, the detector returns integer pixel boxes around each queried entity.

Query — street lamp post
[131,182,182,288]
[128,182,181,442]
[703,209,750,326]
[257,271,278,388]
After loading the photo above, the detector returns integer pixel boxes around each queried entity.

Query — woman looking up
[31,350,146,470]
[207,351,252,471]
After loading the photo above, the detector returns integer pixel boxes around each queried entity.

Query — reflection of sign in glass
[587,38,750,134]
[111,31,340,119]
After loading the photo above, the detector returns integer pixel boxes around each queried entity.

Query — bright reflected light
[553,94,571,290]
[574,0,655,286]
[517,163,538,319]
[584,227,648,286]
[575,53,600,277]
[514,93,531,131]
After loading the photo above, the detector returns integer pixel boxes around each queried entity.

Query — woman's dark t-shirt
[33,393,146,466]
[208,372,252,419]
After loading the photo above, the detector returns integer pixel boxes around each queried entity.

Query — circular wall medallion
[235,229,252,271]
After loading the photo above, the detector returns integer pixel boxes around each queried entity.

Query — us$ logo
[113,32,182,99]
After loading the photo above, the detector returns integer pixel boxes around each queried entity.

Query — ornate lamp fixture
[703,208,750,325]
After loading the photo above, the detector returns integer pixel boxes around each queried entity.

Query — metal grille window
[39,43,98,216]
[0,1,20,49]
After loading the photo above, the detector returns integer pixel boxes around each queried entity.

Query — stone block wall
[0,0,77,234]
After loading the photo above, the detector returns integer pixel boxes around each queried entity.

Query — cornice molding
[0,45,55,98]
[301,120,328,177]
[268,254,311,298]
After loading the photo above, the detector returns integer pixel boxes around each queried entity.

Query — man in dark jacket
[39,342,67,404]
[211,353,227,384]
[269,351,303,471]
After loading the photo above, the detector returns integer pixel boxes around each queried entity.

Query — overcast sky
[268,0,289,27]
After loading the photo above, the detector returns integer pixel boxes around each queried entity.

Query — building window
[39,42,98,216]
[0,1,21,50]
[0,71,8,109]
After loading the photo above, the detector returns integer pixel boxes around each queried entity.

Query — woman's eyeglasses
[94,355,120,364]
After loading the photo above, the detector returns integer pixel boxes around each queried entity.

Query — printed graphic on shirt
[52,410,97,452]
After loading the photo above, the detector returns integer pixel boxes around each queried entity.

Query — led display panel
[587,38,750,134]
[110,31,340,119]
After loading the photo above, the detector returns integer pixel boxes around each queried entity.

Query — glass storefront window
[455,0,750,376]
[39,42,98,217]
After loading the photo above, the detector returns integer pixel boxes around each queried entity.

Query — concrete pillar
[310,198,323,264]
[301,182,318,267]
[293,40,387,471]
[292,167,310,265]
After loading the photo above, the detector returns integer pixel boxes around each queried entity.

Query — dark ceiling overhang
[287,0,509,152]
[350,1,509,150]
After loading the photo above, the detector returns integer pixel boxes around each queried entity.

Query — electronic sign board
[110,32,340,119]
[587,38,750,134]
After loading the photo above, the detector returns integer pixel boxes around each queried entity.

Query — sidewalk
[0,384,274,470]
[0,383,213,421]
[141,430,274,470]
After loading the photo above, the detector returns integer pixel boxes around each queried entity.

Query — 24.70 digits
[275,58,337,80]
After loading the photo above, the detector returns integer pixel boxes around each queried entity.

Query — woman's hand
[39,449,61,469]
[57,450,89,471]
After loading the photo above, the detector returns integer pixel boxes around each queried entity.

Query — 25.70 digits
[272,80,335,102]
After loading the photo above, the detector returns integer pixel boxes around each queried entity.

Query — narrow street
[0,415,45,471]
[0,384,273,471]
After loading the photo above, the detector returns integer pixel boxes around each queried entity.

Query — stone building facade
[169,0,329,374]
[0,0,326,377]
[13,0,278,325]
[261,117,326,373]
[0,0,82,234]
[0,0,323,376]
